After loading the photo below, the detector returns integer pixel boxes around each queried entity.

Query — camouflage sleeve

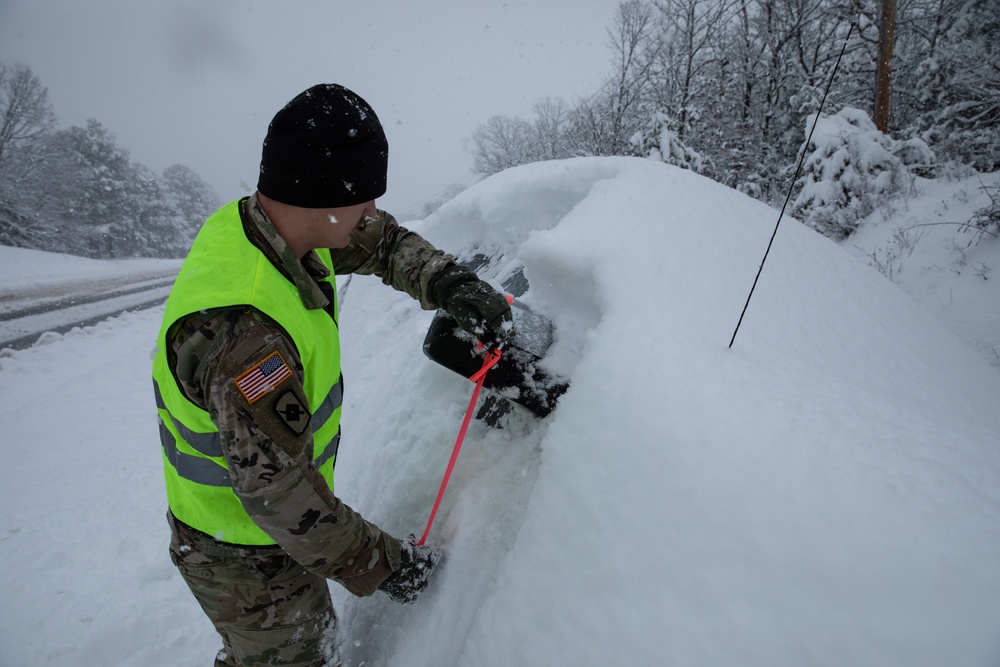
[330,209,457,309]
[171,308,402,597]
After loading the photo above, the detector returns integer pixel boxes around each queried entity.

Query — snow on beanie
[257,83,388,208]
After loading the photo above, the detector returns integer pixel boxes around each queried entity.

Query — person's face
[317,199,377,249]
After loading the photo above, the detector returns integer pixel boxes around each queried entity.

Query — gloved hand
[378,537,442,604]
[431,265,513,350]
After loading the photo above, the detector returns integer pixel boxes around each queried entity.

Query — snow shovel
[422,300,568,421]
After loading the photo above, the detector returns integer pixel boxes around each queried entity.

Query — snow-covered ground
[1,157,998,666]
[0,245,182,294]
[0,245,182,346]
[845,170,1000,370]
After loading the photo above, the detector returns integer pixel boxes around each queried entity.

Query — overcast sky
[0,1,622,218]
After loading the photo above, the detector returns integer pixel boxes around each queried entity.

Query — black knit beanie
[257,84,388,208]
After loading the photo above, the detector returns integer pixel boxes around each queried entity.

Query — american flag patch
[235,351,292,403]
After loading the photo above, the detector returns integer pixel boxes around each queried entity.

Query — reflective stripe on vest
[153,378,343,485]
[151,198,342,545]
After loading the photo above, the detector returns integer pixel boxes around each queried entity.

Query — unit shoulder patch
[274,390,311,436]
[234,350,292,404]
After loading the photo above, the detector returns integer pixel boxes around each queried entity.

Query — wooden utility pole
[874,0,897,133]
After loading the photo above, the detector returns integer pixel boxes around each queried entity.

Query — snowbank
[0,245,181,292]
[334,158,1000,665]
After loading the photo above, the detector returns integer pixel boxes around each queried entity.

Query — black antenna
[729,22,856,349]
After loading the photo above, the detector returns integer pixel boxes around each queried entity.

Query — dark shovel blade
[422,302,568,419]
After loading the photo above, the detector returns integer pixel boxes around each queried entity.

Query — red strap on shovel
[416,346,502,546]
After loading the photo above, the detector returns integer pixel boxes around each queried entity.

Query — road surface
[0,269,177,350]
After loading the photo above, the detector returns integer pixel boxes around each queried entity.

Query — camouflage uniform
[165,194,457,666]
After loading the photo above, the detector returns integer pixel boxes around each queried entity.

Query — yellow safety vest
[152,199,342,545]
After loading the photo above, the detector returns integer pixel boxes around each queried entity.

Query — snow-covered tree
[0,62,62,249]
[56,119,144,257]
[161,165,218,233]
[792,107,913,239]
[649,0,734,141]
[530,96,573,161]
[153,163,220,256]
[0,132,89,252]
[910,0,1000,171]
[0,62,56,168]
[469,115,534,175]
[469,99,574,175]
[561,0,661,159]
[0,63,220,258]
[466,0,996,205]
[629,107,702,170]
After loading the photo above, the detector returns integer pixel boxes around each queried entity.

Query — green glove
[431,265,513,349]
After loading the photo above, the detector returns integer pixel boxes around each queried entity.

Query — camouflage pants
[168,512,340,667]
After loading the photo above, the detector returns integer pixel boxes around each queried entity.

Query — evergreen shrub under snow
[792,107,920,240]
[629,109,703,172]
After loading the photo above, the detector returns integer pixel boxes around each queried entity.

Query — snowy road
[0,269,177,349]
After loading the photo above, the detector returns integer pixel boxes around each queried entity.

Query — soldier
[151,84,512,667]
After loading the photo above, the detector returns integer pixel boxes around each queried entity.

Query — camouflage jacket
[165,193,457,596]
